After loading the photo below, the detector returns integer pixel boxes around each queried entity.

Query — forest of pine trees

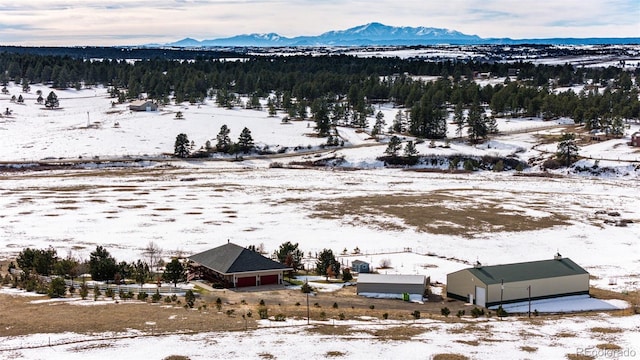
[1,52,638,142]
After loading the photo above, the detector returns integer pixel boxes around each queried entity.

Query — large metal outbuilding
[446,255,589,308]
[357,274,428,295]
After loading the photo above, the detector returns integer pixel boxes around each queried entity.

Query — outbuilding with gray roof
[357,273,428,295]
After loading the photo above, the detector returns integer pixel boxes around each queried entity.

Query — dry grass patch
[432,354,469,360]
[257,353,275,359]
[596,343,622,350]
[590,287,639,316]
[455,340,479,346]
[163,356,191,360]
[591,327,623,334]
[53,199,77,204]
[111,187,139,192]
[325,351,347,357]
[118,204,147,209]
[566,354,595,360]
[520,346,538,353]
[556,331,577,338]
[372,326,425,340]
[309,193,569,237]
[306,325,355,337]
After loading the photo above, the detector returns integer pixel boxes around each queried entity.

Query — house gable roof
[464,258,588,285]
[189,242,288,274]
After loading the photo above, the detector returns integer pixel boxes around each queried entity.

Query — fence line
[63,280,184,295]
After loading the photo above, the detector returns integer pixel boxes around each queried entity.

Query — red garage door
[260,275,278,285]
[236,276,256,287]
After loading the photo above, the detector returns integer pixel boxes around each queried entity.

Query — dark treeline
[1,52,638,139]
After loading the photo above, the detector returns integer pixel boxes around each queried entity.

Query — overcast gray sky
[1,0,638,46]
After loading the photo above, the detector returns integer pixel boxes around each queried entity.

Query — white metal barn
[357,274,428,295]
[446,255,589,308]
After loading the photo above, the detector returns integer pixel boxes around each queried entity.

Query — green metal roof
[465,258,588,285]
[188,242,288,274]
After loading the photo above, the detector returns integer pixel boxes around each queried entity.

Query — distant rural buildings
[630,131,640,147]
[351,260,370,273]
[129,100,158,112]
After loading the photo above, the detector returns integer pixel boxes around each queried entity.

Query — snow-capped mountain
[167,22,482,47]
[307,22,482,45]
[165,22,639,47]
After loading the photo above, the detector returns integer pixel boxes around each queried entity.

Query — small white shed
[357,274,428,295]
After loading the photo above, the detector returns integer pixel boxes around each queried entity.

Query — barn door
[475,286,486,307]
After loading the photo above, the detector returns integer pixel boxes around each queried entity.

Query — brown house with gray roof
[188,242,291,288]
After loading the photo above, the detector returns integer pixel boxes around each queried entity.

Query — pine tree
[454,102,465,138]
[404,140,418,158]
[267,97,277,116]
[273,242,304,273]
[487,116,499,134]
[89,246,117,282]
[467,102,488,143]
[48,277,67,298]
[372,111,385,136]
[311,99,331,137]
[316,249,340,280]
[391,110,403,133]
[556,132,579,167]
[185,289,195,308]
[163,258,186,287]
[130,260,149,288]
[385,135,402,157]
[237,127,255,154]
[45,91,59,109]
[174,133,190,158]
[216,125,232,153]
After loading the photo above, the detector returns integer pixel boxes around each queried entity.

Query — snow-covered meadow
[1,82,639,359]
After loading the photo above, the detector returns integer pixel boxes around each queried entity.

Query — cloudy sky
[1,0,638,46]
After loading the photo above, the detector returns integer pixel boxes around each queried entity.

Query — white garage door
[475,286,486,307]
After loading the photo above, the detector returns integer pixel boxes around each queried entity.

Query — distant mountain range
[163,22,639,47]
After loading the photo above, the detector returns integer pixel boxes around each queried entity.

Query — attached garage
[188,242,291,288]
[446,255,589,308]
[260,275,279,285]
[236,276,257,287]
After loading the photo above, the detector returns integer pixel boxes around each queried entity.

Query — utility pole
[500,279,504,320]
[528,285,531,318]
[306,280,310,325]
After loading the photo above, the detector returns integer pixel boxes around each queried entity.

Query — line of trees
[7,243,187,297]
[174,125,256,158]
[271,242,350,282]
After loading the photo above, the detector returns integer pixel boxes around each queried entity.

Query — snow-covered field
[1,315,638,360]
[1,82,639,359]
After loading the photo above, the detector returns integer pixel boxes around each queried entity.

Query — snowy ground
[488,295,628,314]
[1,82,639,359]
[0,315,638,360]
